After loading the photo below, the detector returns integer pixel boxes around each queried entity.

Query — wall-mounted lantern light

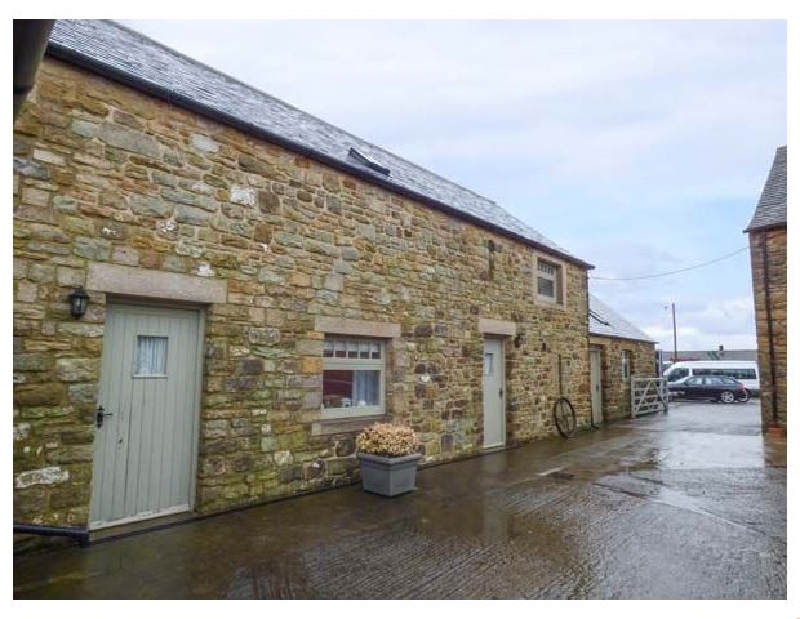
[514,329,525,349]
[68,287,89,319]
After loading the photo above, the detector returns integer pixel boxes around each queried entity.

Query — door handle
[96,405,113,429]
[499,387,503,398]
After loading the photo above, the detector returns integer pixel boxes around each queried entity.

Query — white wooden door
[90,303,203,529]
[483,338,505,448]
[590,347,603,425]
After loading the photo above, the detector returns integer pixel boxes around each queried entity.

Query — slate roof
[747,145,787,231]
[588,294,654,343]
[45,20,591,268]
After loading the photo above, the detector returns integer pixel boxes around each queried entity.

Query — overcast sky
[122,19,786,352]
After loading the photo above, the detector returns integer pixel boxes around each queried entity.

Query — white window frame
[535,255,565,306]
[622,350,632,381]
[322,336,386,419]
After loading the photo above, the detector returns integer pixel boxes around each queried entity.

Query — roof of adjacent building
[588,294,654,343]
[45,20,592,269]
[747,145,787,232]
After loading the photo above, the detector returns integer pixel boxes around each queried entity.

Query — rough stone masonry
[748,228,787,429]
[13,58,591,529]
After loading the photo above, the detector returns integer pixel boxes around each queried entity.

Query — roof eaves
[744,221,788,234]
[589,331,656,344]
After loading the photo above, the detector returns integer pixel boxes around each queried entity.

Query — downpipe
[13,19,56,119]
[14,523,90,548]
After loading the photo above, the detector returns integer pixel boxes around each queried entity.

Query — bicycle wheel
[553,396,576,438]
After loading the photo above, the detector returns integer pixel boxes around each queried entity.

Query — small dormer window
[348,148,390,176]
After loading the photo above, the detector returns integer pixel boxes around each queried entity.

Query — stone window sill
[311,414,388,437]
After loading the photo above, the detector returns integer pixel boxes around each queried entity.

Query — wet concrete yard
[14,402,786,599]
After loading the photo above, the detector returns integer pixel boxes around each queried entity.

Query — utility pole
[672,302,677,364]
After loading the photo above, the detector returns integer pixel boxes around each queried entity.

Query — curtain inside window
[353,370,379,406]
[137,336,168,375]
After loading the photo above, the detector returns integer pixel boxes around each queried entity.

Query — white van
[663,361,760,395]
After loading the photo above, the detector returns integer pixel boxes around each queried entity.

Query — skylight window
[348,148,390,176]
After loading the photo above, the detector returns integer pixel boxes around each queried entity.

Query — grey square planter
[358,452,422,496]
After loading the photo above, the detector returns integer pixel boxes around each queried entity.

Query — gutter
[13,19,56,119]
[43,42,594,272]
[744,219,787,234]
[588,332,656,346]
[760,231,779,426]
[14,523,90,548]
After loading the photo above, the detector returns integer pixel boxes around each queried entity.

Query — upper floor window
[537,258,563,304]
[322,337,385,419]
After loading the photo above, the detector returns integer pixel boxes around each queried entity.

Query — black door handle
[96,406,113,428]
[499,388,503,398]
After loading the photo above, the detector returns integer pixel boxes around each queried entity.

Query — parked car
[668,376,749,403]
[663,360,759,395]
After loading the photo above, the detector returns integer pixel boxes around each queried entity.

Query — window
[484,352,494,377]
[322,337,385,418]
[621,350,632,381]
[685,367,756,380]
[134,335,168,377]
[665,367,689,382]
[536,258,563,304]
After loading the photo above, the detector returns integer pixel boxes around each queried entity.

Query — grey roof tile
[747,146,787,231]
[588,294,654,343]
[46,19,590,267]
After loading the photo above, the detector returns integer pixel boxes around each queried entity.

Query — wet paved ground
[14,402,786,599]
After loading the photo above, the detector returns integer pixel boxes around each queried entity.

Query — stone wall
[748,228,787,429]
[589,336,656,422]
[13,58,591,528]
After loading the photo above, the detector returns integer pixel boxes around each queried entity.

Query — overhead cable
[589,247,748,281]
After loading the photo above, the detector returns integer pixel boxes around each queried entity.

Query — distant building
[588,295,656,423]
[746,146,787,431]
[660,349,757,364]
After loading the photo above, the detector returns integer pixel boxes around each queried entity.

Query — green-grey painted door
[482,338,505,448]
[90,303,202,529]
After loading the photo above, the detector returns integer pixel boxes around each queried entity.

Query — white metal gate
[630,377,668,418]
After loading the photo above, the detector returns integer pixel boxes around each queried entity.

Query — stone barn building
[588,295,657,423]
[13,20,595,538]
[746,145,787,432]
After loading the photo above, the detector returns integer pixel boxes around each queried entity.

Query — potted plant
[355,423,422,496]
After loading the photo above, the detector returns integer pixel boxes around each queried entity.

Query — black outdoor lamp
[68,287,89,319]
[514,328,525,348]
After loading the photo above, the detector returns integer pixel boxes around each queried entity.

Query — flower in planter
[356,423,418,458]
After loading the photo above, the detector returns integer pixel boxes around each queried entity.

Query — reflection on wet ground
[14,402,786,599]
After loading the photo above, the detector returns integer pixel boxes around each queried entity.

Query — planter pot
[358,452,422,497]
